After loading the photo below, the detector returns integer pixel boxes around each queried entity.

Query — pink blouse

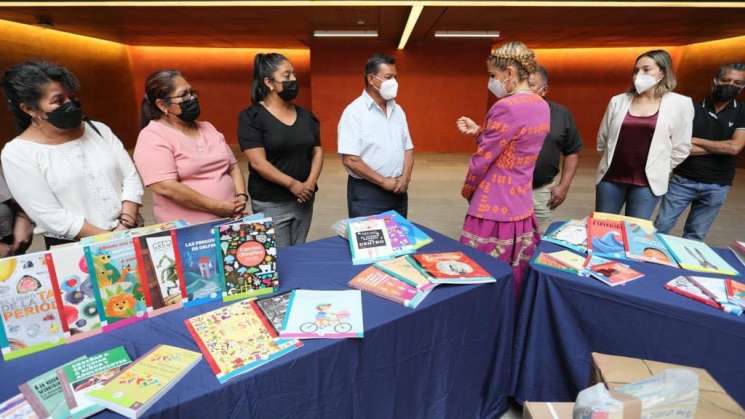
[134,120,238,224]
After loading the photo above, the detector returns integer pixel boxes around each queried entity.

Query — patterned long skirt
[460,215,540,301]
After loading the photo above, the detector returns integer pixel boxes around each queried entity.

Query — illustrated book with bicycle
[658,234,739,276]
[133,230,183,317]
[214,217,279,302]
[184,299,301,383]
[280,289,364,339]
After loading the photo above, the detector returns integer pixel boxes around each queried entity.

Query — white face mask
[634,73,660,94]
[375,76,398,100]
[488,77,508,98]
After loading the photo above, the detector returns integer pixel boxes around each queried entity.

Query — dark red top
[603,111,659,186]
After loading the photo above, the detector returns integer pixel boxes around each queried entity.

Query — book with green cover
[85,345,201,419]
[19,356,86,419]
[373,256,434,290]
[58,346,132,419]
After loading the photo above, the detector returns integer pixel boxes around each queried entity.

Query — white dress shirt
[1,121,144,239]
[337,90,414,179]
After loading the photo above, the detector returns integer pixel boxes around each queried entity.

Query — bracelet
[118,215,137,229]
[235,193,249,200]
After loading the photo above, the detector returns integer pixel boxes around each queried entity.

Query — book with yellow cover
[85,345,201,419]
[592,212,655,234]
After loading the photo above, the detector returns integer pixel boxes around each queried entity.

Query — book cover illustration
[374,256,433,290]
[585,257,644,287]
[184,300,301,383]
[379,210,433,250]
[622,222,677,267]
[413,252,495,284]
[591,212,656,234]
[280,290,364,339]
[658,234,739,276]
[726,279,745,310]
[84,238,148,332]
[172,219,227,306]
[542,218,588,254]
[348,266,431,309]
[544,250,587,272]
[48,245,102,342]
[134,232,183,317]
[666,276,725,311]
[0,394,37,419]
[347,218,395,265]
[0,252,67,361]
[216,218,278,302]
[587,218,627,259]
[19,356,85,419]
[254,290,293,334]
[58,346,132,419]
[687,276,742,316]
[531,252,579,274]
[85,345,201,418]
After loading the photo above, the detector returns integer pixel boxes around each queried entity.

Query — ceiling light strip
[434,30,500,38]
[313,30,378,37]
[397,4,423,50]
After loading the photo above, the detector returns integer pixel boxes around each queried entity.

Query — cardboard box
[523,402,574,419]
[591,352,745,419]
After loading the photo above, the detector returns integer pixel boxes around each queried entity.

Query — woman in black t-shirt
[238,53,323,247]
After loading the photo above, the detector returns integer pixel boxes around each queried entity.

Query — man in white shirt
[338,53,414,218]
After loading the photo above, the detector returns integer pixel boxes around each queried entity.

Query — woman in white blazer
[596,49,694,219]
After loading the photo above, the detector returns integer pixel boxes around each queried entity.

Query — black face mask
[712,84,742,102]
[277,80,299,102]
[177,98,200,123]
[46,100,83,130]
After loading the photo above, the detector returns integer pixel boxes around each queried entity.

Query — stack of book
[666,276,745,316]
[533,249,644,287]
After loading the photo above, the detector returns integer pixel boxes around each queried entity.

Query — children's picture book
[544,250,588,272]
[84,237,148,332]
[622,222,677,267]
[332,211,432,253]
[541,218,588,254]
[58,346,132,419]
[665,276,720,309]
[379,210,433,250]
[0,252,67,361]
[349,266,432,309]
[347,218,395,265]
[171,219,227,306]
[280,290,364,339]
[185,299,301,383]
[48,244,102,342]
[687,276,743,316]
[85,345,201,419]
[374,256,433,290]
[531,252,579,274]
[254,290,294,334]
[658,234,739,276]
[215,217,278,302]
[592,212,656,233]
[0,393,37,419]
[726,279,745,310]
[19,356,86,419]
[80,221,189,246]
[133,231,183,316]
[585,257,644,287]
[587,217,627,259]
[412,252,495,284]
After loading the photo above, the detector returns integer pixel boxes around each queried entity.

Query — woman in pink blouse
[134,70,247,224]
[456,41,550,299]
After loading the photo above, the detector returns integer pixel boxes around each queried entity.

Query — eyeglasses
[168,90,198,101]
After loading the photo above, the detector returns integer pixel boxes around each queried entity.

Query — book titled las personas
[347,218,395,265]
[171,219,228,306]
[349,266,432,309]
[413,252,495,284]
[0,252,67,361]
[215,217,278,302]
[85,345,201,419]
[133,231,183,317]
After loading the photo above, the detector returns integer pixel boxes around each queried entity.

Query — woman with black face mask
[134,70,247,224]
[238,53,323,247]
[0,60,144,249]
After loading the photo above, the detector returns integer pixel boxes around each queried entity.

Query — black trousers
[44,236,76,250]
[347,176,408,218]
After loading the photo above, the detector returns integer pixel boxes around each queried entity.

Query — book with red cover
[586,260,644,287]
[412,252,495,284]
[587,217,627,259]
[348,266,432,309]
[665,276,720,309]
[133,231,183,317]
[726,278,745,310]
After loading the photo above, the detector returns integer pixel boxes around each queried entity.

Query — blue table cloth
[511,224,745,407]
[1,226,515,419]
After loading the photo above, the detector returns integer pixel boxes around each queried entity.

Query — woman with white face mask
[595,49,694,219]
[455,41,549,300]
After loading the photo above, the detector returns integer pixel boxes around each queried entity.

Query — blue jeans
[595,181,660,220]
[654,174,730,241]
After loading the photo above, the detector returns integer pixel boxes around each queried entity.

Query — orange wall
[311,41,491,152]
[0,19,138,147]
[127,46,311,147]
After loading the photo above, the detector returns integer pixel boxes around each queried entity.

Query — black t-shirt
[532,101,583,188]
[674,98,745,185]
[238,104,321,202]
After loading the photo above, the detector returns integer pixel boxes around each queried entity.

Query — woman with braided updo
[456,41,550,299]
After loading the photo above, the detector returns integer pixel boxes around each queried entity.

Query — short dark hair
[533,65,549,86]
[141,69,181,129]
[251,52,288,104]
[364,54,395,86]
[2,60,80,132]
[716,63,745,80]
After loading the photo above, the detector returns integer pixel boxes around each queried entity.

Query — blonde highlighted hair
[628,49,677,97]
[488,41,538,81]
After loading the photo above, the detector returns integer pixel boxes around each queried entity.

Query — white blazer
[596,92,694,196]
